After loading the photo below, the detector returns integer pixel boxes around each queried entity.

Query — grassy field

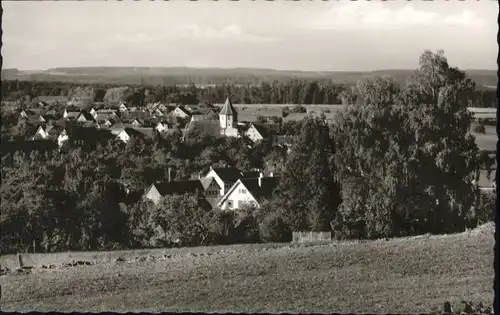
[1,224,494,313]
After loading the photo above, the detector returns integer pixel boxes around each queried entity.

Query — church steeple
[219,97,238,129]
[220,97,237,116]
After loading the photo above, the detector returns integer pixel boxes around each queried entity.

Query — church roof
[220,97,237,116]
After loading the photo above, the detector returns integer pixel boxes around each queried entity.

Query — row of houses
[143,166,280,211]
[22,98,297,151]
[19,102,203,128]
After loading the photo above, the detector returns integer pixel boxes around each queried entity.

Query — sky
[2,0,497,71]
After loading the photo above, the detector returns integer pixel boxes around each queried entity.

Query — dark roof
[78,112,95,121]
[153,180,205,196]
[66,125,115,142]
[95,113,113,122]
[97,109,117,115]
[185,120,222,138]
[205,107,220,116]
[239,177,280,201]
[241,171,260,178]
[46,124,66,136]
[124,127,155,139]
[110,122,125,131]
[220,97,237,115]
[122,111,151,120]
[210,167,243,183]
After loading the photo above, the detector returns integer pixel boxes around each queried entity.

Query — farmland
[0,223,494,313]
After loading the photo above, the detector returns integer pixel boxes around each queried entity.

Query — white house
[170,106,191,119]
[19,110,28,118]
[115,129,131,143]
[31,126,49,140]
[219,97,239,138]
[244,123,265,143]
[89,108,98,119]
[217,173,279,210]
[37,115,46,123]
[155,122,171,133]
[119,102,128,112]
[57,129,69,147]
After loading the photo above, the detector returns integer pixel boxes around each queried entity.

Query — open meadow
[0,224,494,313]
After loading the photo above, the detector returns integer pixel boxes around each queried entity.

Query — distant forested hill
[2,67,497,87]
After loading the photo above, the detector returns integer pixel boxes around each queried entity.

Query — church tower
[219,97,239,137]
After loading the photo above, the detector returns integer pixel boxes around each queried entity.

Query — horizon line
[3,66,496,73]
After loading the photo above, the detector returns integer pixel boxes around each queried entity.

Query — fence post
[17,252,23,268]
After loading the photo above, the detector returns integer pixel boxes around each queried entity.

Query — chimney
[168,167,172,182]
[258,172,263,187]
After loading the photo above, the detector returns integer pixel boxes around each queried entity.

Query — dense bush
[259,212,292,242]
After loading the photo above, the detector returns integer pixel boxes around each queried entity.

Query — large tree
[275,115,341,232]
[332,50,480,239]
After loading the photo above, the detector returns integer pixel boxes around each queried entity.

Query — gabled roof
[217,176,280,207]
[209,167,243,183]
[78,112,95,121]
[200,176,220,190]
[46,124,66,137]
[220,97,237,115]
[252,123,280,138]
[124,127,155,139]
[152,180,205,196]
[185,120,222,138]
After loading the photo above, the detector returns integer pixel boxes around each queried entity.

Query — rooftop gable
[220,97,237,116]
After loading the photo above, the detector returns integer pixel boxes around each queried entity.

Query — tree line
[0,50,495,254]
[2,75,496,107]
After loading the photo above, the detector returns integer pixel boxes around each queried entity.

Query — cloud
[110,24,274,44]
[305,2,485,30]
[166,24,275,43]
[111,33,155,43]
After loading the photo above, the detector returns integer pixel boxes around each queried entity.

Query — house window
[239,189,247,194]
[227,200,233,208]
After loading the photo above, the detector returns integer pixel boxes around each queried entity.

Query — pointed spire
[220,97,236,115]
